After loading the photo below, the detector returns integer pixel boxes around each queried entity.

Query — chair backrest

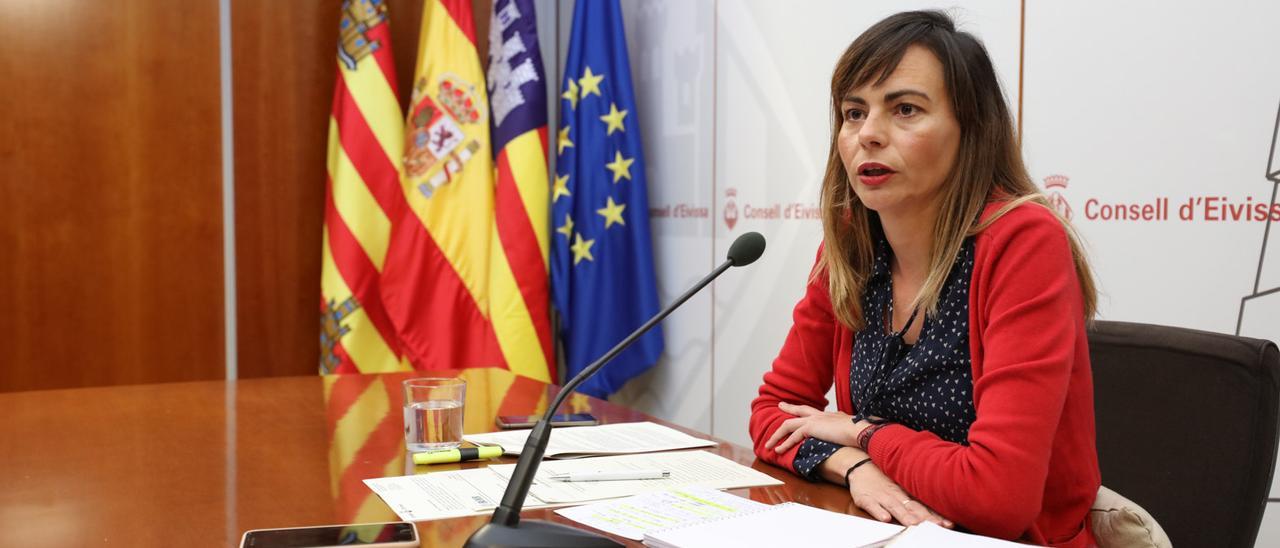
[1088,320,1280,548]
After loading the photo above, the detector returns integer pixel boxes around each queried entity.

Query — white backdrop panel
[608,0,718,434]
[1021,0,1280,338]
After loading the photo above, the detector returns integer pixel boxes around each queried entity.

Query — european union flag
[551,0,662,398]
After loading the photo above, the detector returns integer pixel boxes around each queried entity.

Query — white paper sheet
[886,521,1029,547]
[486,450,783,504]
[644,502,905,548]
[462,421,716,458]
[363,468,551,521]
[553,486,768,540]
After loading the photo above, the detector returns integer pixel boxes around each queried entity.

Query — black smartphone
[495,413,599,429]
[240,522,417,547]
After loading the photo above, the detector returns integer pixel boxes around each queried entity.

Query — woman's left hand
[765,402,872,453]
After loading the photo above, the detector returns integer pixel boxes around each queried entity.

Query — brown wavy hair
[817,10,1096,329]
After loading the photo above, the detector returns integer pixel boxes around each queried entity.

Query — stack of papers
[553,490,1034,548]
[462,421,716,458]
[362,450,782,522]
[364,419,1031,547]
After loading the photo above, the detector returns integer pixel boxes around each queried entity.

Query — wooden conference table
[0,368,868,547]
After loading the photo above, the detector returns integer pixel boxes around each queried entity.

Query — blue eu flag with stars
[551,0,663,398]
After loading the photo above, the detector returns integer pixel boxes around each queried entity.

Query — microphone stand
[464,233,764,548]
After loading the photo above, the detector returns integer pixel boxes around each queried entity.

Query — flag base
[464,519,623,548]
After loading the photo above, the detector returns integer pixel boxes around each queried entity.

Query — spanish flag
[319,0,409,375]
[381,0,553,382]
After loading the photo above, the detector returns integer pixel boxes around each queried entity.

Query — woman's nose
[858,112,887,148]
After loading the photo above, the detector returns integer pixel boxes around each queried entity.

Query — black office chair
[1088,320,1280,548]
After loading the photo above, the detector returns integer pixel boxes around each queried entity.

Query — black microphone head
[727,232,766,267]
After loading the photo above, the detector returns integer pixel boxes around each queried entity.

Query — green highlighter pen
[412,445,505,465]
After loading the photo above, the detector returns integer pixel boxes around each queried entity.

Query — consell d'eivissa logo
[717,188,821,231]
[1041,175,1280,222]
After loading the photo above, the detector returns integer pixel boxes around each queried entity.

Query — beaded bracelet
[856,423,888,452]
[844,457,873,487]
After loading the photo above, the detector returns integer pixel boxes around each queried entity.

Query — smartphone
[495,413,598,429]
[240,522,417,548]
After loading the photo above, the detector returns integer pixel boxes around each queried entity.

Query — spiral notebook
[641,501,905,548]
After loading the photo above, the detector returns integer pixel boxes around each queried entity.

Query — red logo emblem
[723,188,739,230]
[1043,175,1073,220]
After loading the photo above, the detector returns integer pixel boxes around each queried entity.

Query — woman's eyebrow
[885,89,930,102]
[843,89,931,104]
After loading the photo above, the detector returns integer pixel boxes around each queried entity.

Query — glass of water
[402,377,467,452]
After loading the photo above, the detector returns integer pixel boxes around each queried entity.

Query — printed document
[365,450,781,522]
[363,467,553,521]
[554,486,767,541]
[485,450,783,504]
[462,421,715,458]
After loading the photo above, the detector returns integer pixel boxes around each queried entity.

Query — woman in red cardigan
[749,11,1101,547]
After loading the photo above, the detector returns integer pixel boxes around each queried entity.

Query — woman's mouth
[857,162,896,186]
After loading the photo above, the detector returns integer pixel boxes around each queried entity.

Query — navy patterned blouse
[793,237,978,481]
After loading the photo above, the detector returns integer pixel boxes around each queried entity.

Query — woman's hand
[764,402,870,453]
[846,459,953,528]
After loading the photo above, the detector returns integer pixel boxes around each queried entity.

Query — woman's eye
[896,104,917,116]
[844,109,865,121]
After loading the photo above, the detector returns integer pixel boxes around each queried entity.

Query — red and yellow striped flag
[320,0,410,375]
[380,0,553,382]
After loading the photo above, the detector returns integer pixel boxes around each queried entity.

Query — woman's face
[837,45,961,221]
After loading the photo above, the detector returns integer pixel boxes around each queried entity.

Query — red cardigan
[749,202,1101,547]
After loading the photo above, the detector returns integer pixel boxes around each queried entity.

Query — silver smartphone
[239,521,418,547]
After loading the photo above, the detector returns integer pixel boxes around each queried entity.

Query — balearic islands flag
[320,0,409,374]
[552,0,664,397]
[485,0,555,383]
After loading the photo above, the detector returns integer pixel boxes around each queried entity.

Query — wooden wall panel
[0,1,224,391]
[230,2,336,379]
[233,0,491,379]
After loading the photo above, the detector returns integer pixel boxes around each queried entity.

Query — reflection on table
[0,368,864,547]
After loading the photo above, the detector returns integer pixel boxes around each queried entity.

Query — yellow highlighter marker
[412,445,505,465]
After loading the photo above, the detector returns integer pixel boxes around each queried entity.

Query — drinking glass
[402,377,467,451]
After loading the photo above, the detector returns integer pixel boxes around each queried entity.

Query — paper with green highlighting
[554,486,766,540]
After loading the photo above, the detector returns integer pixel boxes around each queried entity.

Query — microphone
[464,232,766,548]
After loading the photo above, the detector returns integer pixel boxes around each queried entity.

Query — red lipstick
[857,162,896,186]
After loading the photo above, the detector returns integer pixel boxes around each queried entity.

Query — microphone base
[464,519,623,548]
